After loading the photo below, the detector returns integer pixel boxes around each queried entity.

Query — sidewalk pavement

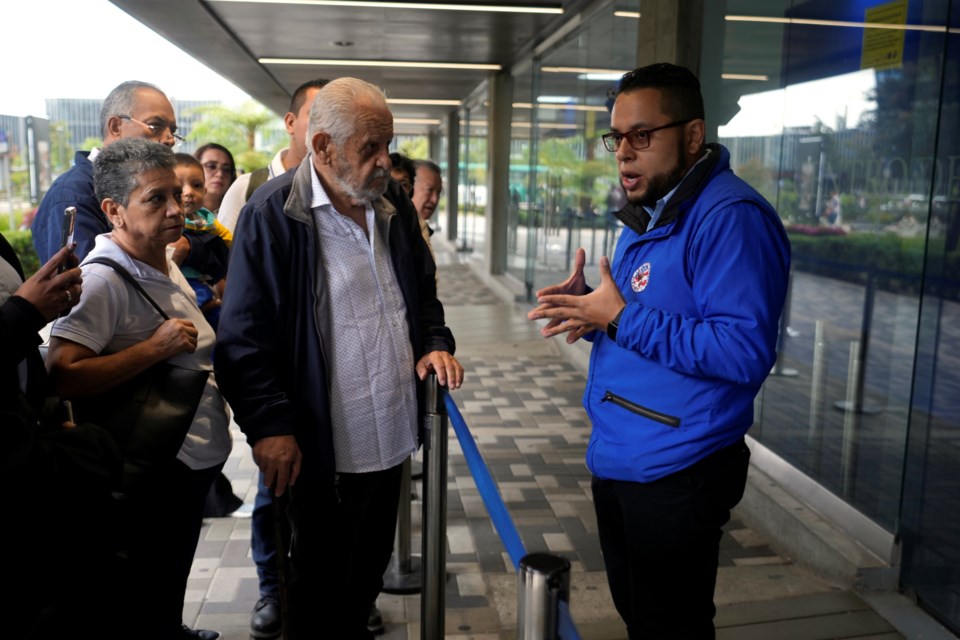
[186,237,941,639]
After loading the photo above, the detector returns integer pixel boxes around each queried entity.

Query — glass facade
[504,2,639,297]
[439,0,958,631]
[711,0,958,631]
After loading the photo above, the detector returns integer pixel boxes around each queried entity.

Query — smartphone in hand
[58,206,76,274]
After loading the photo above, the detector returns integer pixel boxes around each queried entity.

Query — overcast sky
[3,0,252,117]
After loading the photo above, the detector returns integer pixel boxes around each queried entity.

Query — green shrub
[787,231,939,295]
[1,229,40,278]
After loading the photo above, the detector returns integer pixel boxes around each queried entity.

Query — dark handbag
[72,257,208,494]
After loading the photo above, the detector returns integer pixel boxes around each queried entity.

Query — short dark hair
[616,63,705,122]
[390,152,416,186]
[194,142,237,181]
[290,79,329,115]
[173,152,202,171]
[94,138,175,207]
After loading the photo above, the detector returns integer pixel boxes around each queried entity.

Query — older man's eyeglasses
[601,119,693,152]
[118,115,185,147]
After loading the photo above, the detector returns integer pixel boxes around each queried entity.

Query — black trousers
[286,463,403,640]
[120,459,222,639]
[591,439,750,640]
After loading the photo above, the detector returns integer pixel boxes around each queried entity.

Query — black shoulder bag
[71,257,209,495]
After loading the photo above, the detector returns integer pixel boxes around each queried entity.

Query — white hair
[307,77,389,147]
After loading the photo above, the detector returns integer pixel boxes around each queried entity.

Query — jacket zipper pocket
[601,391,681,428]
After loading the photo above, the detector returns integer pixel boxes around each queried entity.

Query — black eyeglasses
[118,115,185,147]
[601,119,693,152]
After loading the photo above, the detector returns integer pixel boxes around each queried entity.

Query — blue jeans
[252,471,282,597]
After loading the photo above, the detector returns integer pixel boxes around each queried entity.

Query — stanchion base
[769,367,799,377]
[833,400,884,415]
[381,556,423,594]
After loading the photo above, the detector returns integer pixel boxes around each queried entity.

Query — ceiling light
[722,73,769,81]
[394,118,442,125]
[725,14,946,33]
[210,0,562,14]
[513,102,607,112]
[260,58,501,70]
[541,66,630,74]
[614,11,641,18]
[388,98,462,106]
[537,95,575,103]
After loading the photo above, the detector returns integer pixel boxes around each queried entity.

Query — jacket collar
[283,154,396,224]
[614,142,724,236]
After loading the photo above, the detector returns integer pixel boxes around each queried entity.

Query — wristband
[607,307,625,342]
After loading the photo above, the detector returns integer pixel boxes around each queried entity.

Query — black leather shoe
[251,596,282,639]
[367,604,384,635]
[176,625,221,640]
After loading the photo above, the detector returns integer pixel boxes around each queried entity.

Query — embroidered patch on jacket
[631,262,651,292]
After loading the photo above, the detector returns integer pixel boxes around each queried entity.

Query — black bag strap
[85,257,171,321]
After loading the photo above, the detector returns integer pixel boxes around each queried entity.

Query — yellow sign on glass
[861,0,908,71]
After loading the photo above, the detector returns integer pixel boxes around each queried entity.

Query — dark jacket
[32,151,102,263]
[214,157,454,482]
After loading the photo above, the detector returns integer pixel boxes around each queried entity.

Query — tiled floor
[187,240,908,639]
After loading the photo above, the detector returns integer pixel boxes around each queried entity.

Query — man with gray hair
[215,77,463,638]
[33,81,211,272]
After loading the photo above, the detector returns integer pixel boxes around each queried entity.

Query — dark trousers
[286,463,403,640]
[592,439,750,640]
[120,459,222,639]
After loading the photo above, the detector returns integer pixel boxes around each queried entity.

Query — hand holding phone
[58,206,77,274]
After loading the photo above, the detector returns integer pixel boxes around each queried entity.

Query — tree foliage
[187,101,280,172]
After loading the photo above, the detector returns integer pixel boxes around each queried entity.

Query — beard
[628,138,688,208]
[333,154,390,204]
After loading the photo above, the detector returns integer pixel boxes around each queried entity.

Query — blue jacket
[33,151,103,263]
[586,144,790,483]
[214,157,454,482]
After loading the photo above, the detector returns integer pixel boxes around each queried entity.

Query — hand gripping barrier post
[439,389,581,640]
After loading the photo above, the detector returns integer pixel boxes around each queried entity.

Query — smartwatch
[607,307,625,342]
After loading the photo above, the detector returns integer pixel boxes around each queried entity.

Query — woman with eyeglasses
[48,138,231,640]
[194,142,237,213]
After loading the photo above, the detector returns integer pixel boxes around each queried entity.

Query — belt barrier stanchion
[807,320,827,475]
[517,553,571,640]
[444,393,581,640]
[382,457,421,593]
[421,374,447,640]
[835,266,882,414]
[771,270,798,377]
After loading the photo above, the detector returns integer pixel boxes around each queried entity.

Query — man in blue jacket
[33,81,218,275]
[529,63,790,638]
[215,77,462,639]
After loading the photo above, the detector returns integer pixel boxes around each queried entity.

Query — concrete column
[485,71,513,275]
[635,0,704,74]
[445,110,460,243]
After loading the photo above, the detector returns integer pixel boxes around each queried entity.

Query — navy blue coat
[214,158,454,482]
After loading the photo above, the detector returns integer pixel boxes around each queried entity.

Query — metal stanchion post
[517,553,571,640]
[807,320,827,474]
[771,271,798,377]
[842,340,861,500]
[836,267,882,414]
[382,457,422,593]
[421,374,447,640]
